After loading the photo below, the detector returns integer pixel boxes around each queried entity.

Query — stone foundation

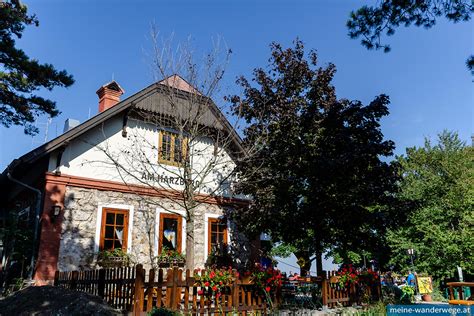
[58,186,252,272]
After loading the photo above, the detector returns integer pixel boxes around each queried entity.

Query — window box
[155,247,186,269]
[96,249,132,268]
[156,258,186,269]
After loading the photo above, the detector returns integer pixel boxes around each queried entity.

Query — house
[0,76,255,285]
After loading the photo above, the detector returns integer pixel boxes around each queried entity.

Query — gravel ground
[0,286,122,316]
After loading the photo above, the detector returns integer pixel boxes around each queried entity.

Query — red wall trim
[44,172,250,207]
[34,180,66,285]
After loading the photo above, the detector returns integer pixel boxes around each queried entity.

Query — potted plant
[335,264,359,290]
[400,285,415,303]
[97,248,132,268]
[155,247,185,268]
[250,263,283,309]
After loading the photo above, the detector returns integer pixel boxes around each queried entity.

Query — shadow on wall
[58,191,96,271]
[58,189,157,273]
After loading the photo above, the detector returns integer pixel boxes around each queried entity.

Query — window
[158,131,187,166]
[158,213,182,254]
[208,217,228,254]
[100,208,129,251]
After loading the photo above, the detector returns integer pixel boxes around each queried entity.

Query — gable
[3,76,243,176]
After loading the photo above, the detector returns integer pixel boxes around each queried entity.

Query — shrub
[147,307,177,316]
[205,245,233,268]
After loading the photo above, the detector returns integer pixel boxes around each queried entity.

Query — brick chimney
[96,80,124,113]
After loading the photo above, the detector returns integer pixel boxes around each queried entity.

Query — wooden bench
[447,282,474,306]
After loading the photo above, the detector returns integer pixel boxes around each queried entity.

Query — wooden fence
[55,265,276,315]
[54,265,381,314]
[133,264,276,315]
[323,270,381,308]
[54,266,136,311]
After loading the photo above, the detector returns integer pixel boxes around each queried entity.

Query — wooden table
[447,282,474,305]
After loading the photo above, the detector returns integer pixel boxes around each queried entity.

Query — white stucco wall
[48,115,242,199]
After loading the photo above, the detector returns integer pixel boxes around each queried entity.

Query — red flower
[204,281,210,287]
[198,290,204,295]
[216,292,222,298]
[212,285,218,291]
[235,272,240,278]
[219,281,223,285]
[209,271,216,279]
[265,286,271,292]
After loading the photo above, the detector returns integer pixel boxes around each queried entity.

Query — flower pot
[422,294,432,302]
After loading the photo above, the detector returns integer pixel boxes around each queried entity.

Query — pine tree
[0,0,74,135]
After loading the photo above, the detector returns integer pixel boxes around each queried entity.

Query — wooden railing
[447,282,474,306]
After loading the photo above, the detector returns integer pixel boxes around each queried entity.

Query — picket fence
[54,265,381,314]
[54,264,276,315]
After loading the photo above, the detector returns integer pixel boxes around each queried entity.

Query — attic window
[158,131,187,167]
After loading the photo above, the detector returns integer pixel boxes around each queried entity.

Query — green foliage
[430,284,448,302]
[347,0,473,71]
[228,39,398,272]
[205,245,233,268]
[155,247,185,263]
[97,248,129,259]
[351,301,387,316]
[1,210,34,265]
[400,285,415,303]
[332,250,362,265]
[270,243,297,258]
[381,284,402,305]
[0,1,74,135]
[147,307,178,316]
[250,263,283,294]
[194,267,238,298]
[97,248,133,267]
[387,131,474,281]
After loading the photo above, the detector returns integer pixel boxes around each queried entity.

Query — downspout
[6,172,42,280]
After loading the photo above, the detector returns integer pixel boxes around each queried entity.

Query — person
[406,271,416,287]
[289,272,299,281]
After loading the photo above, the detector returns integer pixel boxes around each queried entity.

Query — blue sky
[0,0,472,169]
[0,0,471,272]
